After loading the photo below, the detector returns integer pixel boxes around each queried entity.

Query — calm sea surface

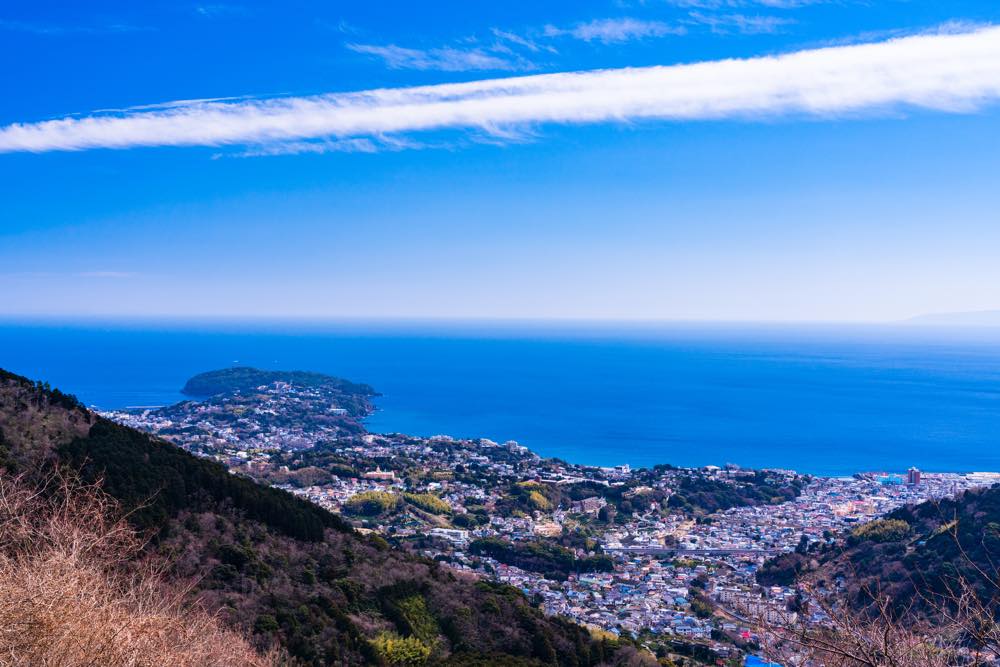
[3,319,1000,476]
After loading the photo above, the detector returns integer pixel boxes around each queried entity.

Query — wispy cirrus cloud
[2,271,138,279]
[687,12,795,34]
[665,0,831,7]
[0,18,151,35]
[809,20,990,49]
[221,135,428,158]
[228,138,379,157]
[346,43,531,72]
[490,28,555,54]
[76,271,137,279]
[348,16,686,74]
[194,4,250,18]
[544,17,686,44]
[2,25,999,155]
[347,8,767,76]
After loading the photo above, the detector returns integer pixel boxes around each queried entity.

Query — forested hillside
[758,482,1000,616]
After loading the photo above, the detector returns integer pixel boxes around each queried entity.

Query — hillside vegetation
[758,483,1000,616]
[755,487,1000,667]
[0,368,651,666]
[470,537,615,581]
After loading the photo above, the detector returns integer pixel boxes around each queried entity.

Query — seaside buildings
[100,382,1000,663]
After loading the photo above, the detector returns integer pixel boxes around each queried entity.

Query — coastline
[5,319,1000,476]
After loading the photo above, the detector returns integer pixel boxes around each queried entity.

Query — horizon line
[3,312,1000,329]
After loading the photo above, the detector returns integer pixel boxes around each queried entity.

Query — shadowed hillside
[758,483,1000,616]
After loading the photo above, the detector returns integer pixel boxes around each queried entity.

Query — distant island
[181,366,378,420]
[182,366,378,398]
[904,309,1000,326]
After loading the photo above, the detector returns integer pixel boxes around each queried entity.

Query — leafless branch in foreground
[0,471,277,667]
[753,539,1000,667]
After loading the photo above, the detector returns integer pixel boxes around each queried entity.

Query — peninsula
[99,367,1000,665]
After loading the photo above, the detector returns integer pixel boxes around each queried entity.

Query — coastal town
[101,370,1000,664]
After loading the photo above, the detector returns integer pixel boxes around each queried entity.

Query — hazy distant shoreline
[4,319,1000,477]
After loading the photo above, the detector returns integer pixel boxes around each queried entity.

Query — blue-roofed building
[745,657,783,667]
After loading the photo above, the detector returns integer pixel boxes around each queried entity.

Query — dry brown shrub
[755,573,1000,666]
[0,471,276,667]
[756,592,961,667]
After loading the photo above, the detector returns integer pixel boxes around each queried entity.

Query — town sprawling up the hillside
[102,367,1000,665]
[2,368,654,667]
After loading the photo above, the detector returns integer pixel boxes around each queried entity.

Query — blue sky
[2,0,1000,322]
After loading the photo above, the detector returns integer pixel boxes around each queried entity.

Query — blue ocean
[3,319,1000,477]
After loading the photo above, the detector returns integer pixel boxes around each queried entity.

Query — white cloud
[2,25,1000,154]
[545,18,686,44]
[0,18,150,35]
[221,135,426,158]
[688,12,795,34]
[76,271,136,279]
[194,4,250,19]
[665,0,830,7]
[346,43,529,72]
[0,270,137,279]
[228,138,379,157]
[490,28,554,54]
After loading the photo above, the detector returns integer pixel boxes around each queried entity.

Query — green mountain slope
[758,483,1000,616]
